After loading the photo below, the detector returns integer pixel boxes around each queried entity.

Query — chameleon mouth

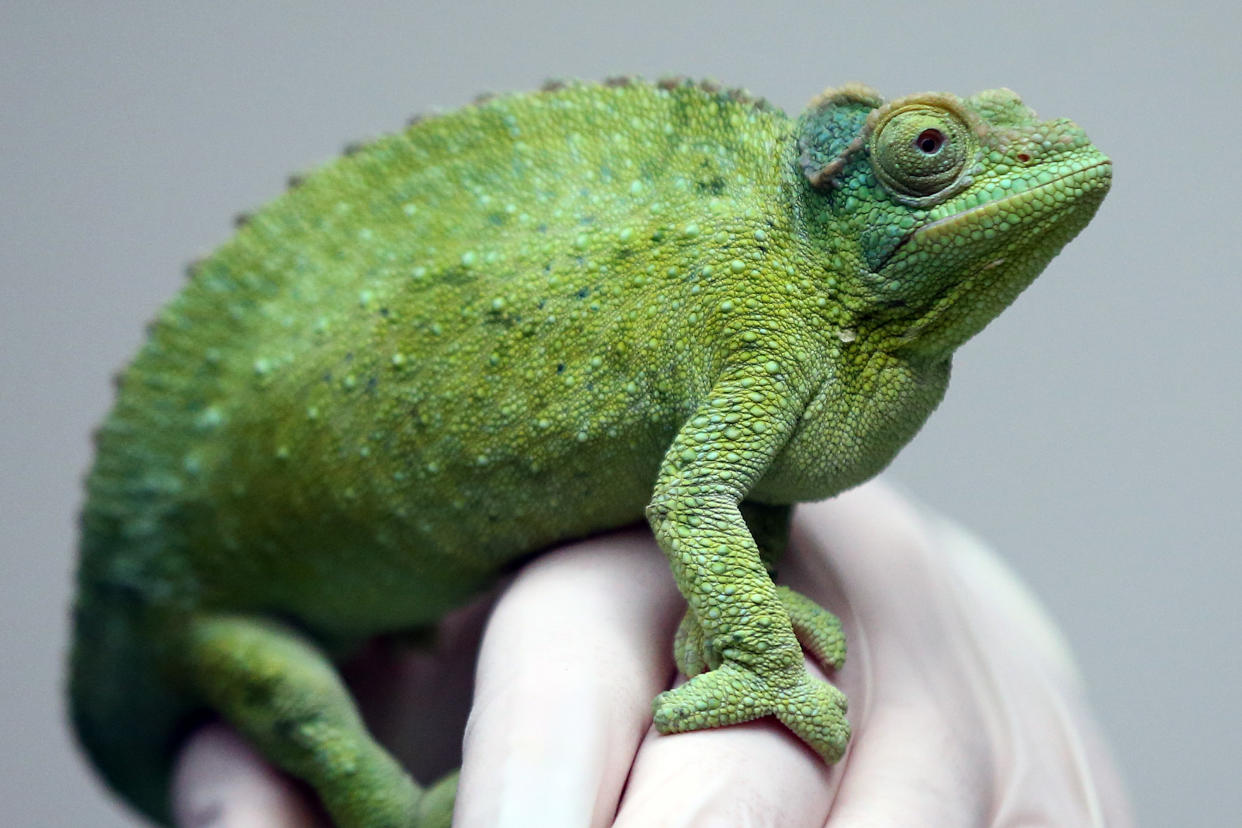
[883,158,1113,267]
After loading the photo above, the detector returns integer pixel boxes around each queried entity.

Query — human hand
[172,481,1132,826]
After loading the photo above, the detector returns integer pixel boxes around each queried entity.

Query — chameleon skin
[69,78,1110,826]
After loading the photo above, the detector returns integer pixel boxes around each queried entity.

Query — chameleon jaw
[881,158,1113,270]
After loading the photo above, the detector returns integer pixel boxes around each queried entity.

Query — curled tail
[69,578,198,826]
[69,569,461,828]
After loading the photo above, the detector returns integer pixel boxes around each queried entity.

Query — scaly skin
[69,78,1110,826]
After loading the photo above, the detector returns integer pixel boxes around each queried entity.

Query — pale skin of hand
[172,481,1134,827]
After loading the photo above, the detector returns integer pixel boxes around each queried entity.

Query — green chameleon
[70,77,1110,826]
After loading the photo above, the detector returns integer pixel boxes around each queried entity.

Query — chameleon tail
[69,580,461,827]
[68,578,195,825]
[70,483,458,826]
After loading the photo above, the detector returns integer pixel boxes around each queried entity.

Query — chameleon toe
[652,659,850,764]
[652,662,772,733]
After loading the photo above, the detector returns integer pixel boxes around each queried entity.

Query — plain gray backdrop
[3,2,1238,825]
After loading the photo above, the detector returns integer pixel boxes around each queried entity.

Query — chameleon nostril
[1016,152,1031,163]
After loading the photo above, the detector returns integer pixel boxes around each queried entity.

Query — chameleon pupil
[916,128,943,154]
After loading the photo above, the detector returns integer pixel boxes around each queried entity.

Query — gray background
[3,2,1237,825]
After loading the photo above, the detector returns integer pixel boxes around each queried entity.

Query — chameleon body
[70,78,1110,826]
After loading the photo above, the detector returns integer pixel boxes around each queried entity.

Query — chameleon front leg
[173,614,456,828]
[645,366,850,762]
[742,501,848,673]
[673,502,848,681]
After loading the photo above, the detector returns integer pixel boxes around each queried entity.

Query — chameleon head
[797,85,1111,356]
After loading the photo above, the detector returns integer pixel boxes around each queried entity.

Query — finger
[790,485,1000,827]
[616,669,837,828]
[344,596,493,782]
[455,526,683,828]
[171,723,325,828]
[930,515,1135,827]
[793,483,1131,827]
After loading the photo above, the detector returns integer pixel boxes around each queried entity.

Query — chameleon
[69,76,1111,827]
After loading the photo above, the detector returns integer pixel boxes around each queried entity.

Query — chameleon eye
[915,128,944,154]
[870,103,974,201]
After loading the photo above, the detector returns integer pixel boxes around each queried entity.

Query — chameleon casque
[70,77,1111,826]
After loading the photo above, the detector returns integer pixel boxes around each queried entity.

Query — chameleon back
[81,80,797,627]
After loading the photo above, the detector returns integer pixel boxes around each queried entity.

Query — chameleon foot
[651,660,850,762]
[672,585,847,677]
[671,609,712,677]
[776,585,847,671]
